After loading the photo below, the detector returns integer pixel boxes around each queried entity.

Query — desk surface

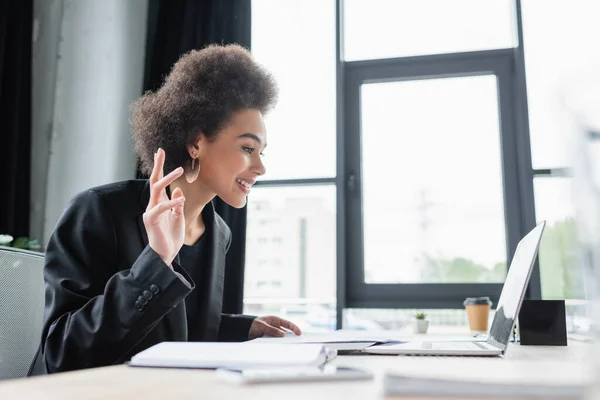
[0,341,590,400]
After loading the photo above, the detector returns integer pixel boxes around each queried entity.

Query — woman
[29,44,301,375]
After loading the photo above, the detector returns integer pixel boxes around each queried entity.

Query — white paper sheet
[129,342,327,369]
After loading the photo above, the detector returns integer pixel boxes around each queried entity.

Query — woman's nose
[253,156,266,176]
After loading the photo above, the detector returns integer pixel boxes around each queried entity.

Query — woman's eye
[242,146,254,155]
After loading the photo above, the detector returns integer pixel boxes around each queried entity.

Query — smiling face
[193,108,267,208]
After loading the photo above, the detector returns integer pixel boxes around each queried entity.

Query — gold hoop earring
[185,156,200,183]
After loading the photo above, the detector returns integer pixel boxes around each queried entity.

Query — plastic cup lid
[463,296,493,306]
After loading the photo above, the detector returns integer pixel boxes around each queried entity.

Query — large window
[246,0,337,332]
[248,0,594,330]
[521,0,599,300]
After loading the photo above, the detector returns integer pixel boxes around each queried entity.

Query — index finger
[148,148,167,209]
[279,318,302,336]
[149,148,164,185]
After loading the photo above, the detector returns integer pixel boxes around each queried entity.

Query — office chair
[0,245,45,380]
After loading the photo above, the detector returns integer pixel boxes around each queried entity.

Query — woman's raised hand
[143,148,186,267]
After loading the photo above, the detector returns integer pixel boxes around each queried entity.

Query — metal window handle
[347,172,357,196]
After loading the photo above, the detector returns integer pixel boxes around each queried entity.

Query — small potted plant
[0,234,42,251]
[413,312,429,334]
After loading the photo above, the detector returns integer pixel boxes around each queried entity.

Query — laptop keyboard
[421,341,489,350]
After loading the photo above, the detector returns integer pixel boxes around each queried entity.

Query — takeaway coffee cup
[463,297,493,332]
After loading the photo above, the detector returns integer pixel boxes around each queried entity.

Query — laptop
[365,221,546,357]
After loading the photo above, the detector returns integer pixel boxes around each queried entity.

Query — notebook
[128,342,328,369]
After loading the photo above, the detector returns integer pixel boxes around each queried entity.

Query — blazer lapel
[137,180,187,341]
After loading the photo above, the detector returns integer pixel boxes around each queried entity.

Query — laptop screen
[487,221,546,349]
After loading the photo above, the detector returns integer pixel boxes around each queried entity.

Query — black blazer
[29,180,255,375]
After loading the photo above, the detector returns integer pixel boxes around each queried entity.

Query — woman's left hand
[248,316,302,339]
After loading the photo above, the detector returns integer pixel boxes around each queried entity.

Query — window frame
[335,0,541,326]
[249,0,543,329]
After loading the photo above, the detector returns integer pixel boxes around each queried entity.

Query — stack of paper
[249,331,406,352]
[383,358,590,399]
[129,342,327,369]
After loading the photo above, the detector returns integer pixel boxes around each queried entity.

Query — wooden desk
[0,341,590,400]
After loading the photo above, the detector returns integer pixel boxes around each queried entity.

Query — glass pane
[243,185,336,332]
[344,0,515,61]
[522,1,600,169]
[534,177,584,299]
[344,308,494,334]
[361,75,507,284]
[346,304,588,335]
[251,0,336,179]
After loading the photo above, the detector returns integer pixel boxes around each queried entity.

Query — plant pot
[413,319,429,334]
[0,234,13,246]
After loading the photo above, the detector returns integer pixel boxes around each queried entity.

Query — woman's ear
[187,134,202,158]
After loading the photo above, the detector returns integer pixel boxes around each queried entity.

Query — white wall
[32,0,149,245]
[31,0,63,246]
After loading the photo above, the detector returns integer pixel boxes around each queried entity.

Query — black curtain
[142,0,251,314]
[0,0,32,238]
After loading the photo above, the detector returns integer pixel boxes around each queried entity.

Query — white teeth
[236,178,252,189]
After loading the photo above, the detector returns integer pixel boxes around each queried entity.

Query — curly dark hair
[130,44,278,176]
